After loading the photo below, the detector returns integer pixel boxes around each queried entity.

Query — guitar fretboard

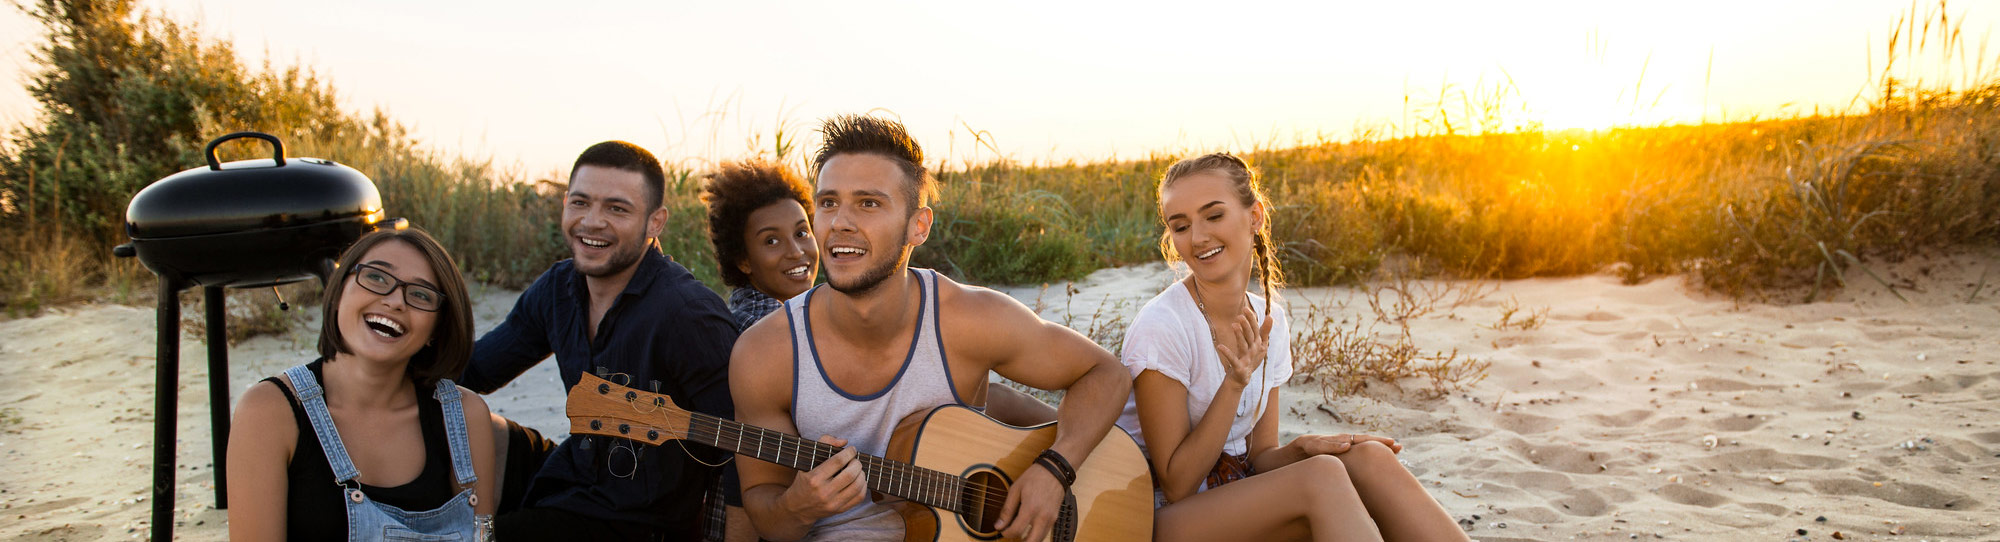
[682,412,999,516]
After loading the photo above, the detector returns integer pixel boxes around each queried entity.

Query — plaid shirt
[728,287,785,330]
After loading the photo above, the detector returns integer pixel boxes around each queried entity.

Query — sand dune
[2,250,1995,540]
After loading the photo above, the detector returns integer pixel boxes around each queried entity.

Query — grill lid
[125,132,384,239]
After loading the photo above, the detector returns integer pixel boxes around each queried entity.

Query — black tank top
[265,359,454,540]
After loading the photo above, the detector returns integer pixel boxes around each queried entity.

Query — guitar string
[588,374,1020,510]
[680,417,1010,512]
[666,411,1013,512]
[597,391,1016,512]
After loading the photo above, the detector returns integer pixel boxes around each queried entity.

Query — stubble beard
[827,225,907,295]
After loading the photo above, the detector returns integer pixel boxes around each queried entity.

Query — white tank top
[784,268,973,541]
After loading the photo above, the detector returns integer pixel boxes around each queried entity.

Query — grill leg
[153,279,181,542]
[204,286,229,510]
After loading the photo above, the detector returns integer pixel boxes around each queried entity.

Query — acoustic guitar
[565,372,1154,542]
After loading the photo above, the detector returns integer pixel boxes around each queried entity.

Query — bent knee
[1346,440,1396,461]
[1295,454,1351,481]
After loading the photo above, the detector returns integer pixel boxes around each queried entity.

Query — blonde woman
[1118,153,1464,541]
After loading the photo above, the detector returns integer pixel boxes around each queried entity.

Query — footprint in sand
[1890,373,1989,394]
[1493,411,1561,434]
[1694,448,1846,471]
[1586,409,1654,428]
[1808,479,1983,511]
[1691,377,1769,392]
[1502,437,1620,475]
[1552,487,1612,516]
[1550,310,1624,322]
[1660,483,1730,507]
[1708,413,1770,432]
[1734,502,1789,516]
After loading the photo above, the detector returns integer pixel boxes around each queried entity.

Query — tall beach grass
[2,0,1996,326]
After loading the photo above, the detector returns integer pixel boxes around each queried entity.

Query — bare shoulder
[454,386,491,423]
[933,273,1038,328]
[231,379,299,451]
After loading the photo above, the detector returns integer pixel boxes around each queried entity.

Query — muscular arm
[729,317,816,542]
[941,281,1130,541]
[947,284,1129,472]
[226,381,296,541]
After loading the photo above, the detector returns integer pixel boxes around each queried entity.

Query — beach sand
[2,250,1995,540]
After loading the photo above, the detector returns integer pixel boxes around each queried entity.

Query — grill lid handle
[204,131,286,170]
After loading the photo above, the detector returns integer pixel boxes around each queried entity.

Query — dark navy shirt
[461,248,739,535]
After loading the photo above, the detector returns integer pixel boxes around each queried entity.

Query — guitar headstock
[565,372,694,446]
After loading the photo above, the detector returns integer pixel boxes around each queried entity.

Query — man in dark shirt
[459,141,742,540]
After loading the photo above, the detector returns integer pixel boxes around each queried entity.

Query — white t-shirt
[1115,280,1291,459]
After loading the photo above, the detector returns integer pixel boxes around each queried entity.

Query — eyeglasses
[352,263,444,312]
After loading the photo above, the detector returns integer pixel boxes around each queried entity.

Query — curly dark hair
[812,114,935,213]
[701,161,813,288]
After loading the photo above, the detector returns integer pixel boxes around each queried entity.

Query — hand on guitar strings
[779,435,869,523]
[994,465,1064,542]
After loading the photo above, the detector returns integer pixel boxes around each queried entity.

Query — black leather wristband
[1036,449,1077,487]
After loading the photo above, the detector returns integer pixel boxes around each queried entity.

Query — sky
[2,0,1996,175]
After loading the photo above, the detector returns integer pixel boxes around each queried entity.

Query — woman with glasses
[227,228,499,541]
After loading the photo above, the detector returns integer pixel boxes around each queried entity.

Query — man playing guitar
[729,115,1132,542]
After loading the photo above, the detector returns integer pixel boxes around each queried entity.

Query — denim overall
[286,365,482,541]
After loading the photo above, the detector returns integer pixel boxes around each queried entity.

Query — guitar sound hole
[963,470,1009,538]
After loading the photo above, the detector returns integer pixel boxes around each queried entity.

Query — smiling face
[814,153,931,295]
[739,199,819,300]
[564,165,667,278]
[335,239,440,365]
[1160,171,1264,284]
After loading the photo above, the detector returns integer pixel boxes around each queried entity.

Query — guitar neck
[681,411,970,512]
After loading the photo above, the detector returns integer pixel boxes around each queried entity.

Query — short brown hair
[701,160,813,288]
[812,114,935,213]
[573,140,668,211]
[317,227,474,388]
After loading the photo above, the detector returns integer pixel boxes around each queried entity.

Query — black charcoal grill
[112,132,404,541]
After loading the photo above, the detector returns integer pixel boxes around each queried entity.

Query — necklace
[1188,277,1267,419]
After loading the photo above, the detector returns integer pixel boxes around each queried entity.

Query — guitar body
[886,404,1154,542]
[563,373,1154,541]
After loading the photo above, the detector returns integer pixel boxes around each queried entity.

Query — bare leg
[1336,441,1467,542]
[1155,455,1384,542]
[985,382,1057,426]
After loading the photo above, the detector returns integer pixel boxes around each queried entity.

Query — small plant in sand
[1364,261,1493,323]
[1486,296,1548,331]
[0,406,22,432]
[1292,275,1492,402]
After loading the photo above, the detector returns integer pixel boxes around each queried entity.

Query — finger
[1028,510,1052,542]
[994,484,1022,531]
[1259,310,1275,339]
[838,459,870,508]
[817,434,848,447]
[810,445,850,479]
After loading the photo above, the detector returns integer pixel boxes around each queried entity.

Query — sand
[2,251,1996,541]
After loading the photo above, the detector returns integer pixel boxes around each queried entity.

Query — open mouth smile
[364,314,406,338]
